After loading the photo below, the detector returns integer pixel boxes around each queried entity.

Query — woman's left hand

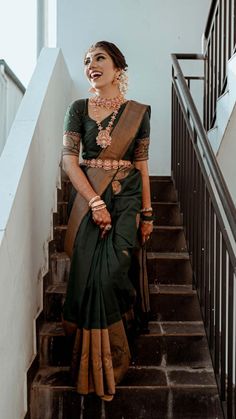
[140,222,153,246]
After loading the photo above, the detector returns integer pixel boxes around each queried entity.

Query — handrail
[204,0,218,38]
[203,0,236,130]
[171,53,236,418]
[0,59,25,93]
[171,53,236,243]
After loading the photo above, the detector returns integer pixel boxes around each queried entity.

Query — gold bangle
[91,205,107,212]
[88,195,100,207]
[141,220,153,225]
[140,207,153,213]
[91,200,105,208]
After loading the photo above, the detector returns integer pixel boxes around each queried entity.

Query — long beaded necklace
[89,94,126,149]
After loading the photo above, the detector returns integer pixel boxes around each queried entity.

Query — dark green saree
[61,99,151,400]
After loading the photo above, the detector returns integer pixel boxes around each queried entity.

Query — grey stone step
[31,367,223,419]
[149,285,202,322]
[147,251,192,285]
[53,225,188,253]
[55,201,182,229]
[39,320,207,368]
[44,281,200,323]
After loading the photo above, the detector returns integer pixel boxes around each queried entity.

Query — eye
[97,55,105,61]
[84,58,90,66]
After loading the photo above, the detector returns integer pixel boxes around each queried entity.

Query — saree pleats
[62,167,142,398]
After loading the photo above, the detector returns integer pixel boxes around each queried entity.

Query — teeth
[90,71,102,79]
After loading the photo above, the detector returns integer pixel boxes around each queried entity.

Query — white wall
[216,102,236,205]
[0,48,72,419]
[0,67,24,156]
[57,0,211,175]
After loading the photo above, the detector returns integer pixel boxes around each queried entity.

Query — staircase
[30,175,224,419]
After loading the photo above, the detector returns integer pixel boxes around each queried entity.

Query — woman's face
[84,47,119,90]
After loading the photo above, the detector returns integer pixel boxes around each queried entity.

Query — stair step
[57,201,69,225]
[152,201,182,226]
[40,320,205,338]
[53,226,188,253]
[131,334,212,368]
[147,251,192,285]
[147,226,187,252]
[55,202,183,227]
[31,367,223,419]
[39,320,207,368]
[44,281,200,322]
[150,291,202,322]
[150,178,178,202]
[45,283,66,321]
[149,284,195,295]
[50,251,70,283]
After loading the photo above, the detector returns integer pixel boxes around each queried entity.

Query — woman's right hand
[92,207,112,238]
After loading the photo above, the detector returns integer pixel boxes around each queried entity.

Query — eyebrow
[85,52,107,60]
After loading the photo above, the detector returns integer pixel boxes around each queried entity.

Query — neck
[94,85,121,98]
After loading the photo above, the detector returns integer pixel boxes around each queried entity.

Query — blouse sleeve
[133,106,151,162]
[62,100,82,157]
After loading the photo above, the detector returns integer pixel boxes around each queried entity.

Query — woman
[61,41,153,402]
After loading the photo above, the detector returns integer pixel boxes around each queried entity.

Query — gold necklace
[89,95,126,148]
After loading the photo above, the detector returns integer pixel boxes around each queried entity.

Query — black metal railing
[171,53,236,419]
[204,0,236,130]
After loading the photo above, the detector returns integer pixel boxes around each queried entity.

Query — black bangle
[140,214,155,221]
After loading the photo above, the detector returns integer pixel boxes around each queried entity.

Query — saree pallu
[62,164,142,400]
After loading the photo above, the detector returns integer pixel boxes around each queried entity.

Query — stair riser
[152,203,182,226]
[57,202,69,225]
[150,293,202,321]
[31,383,222,419]
[50,256,70,284]
[132,335,212,368]
[45,293,65,322]
[54,228,187,253]
[147,258,192,284]
[57,181,72,203]
[55,203,183,228]
[54,227,67,252]
[39,333,210,368]
[150,181,178,202]
[146,229,187,252]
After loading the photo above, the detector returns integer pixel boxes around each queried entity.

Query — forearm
[62,155,98,202]
[135,160,152,210]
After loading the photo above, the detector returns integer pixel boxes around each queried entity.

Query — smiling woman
[61,40,153,404]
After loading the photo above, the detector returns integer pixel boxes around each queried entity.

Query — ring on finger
[104,224,112,231]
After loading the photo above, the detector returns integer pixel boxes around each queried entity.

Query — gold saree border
[61,318,131,400]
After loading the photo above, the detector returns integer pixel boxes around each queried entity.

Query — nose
[88,57,96,69]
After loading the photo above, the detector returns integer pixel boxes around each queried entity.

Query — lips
[90,71,103,80]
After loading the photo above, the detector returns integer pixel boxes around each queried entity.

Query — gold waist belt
[81,159,132,171]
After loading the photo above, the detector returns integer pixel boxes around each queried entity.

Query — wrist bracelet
[141,220,153,225]
[91,200,105,208]
[88,195,100,207]
[91,204,107,212]
[141,214,155,221]
[140,207,153,213]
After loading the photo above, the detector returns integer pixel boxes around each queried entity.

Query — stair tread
[147,252,189,260]
[32,365,217,390]
[149,284,196,295]
[40,320,205,338]
[50,251,69,261]
[46,283,67,294]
